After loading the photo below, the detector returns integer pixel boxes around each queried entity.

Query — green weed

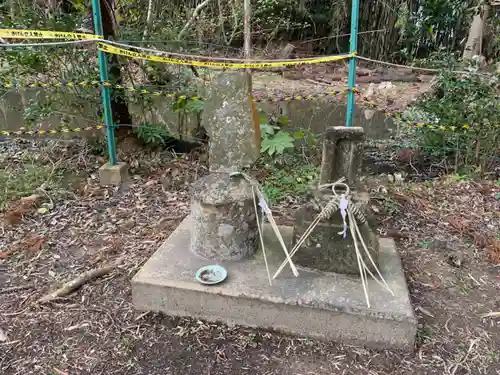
[403,70,499,174]
[381,197,402,215]
[449,173,470,182]
[261,163,318,204]
[416,324,433,346]
[0,164,62,209]
[134,123,172,148]
[416,239,432,248]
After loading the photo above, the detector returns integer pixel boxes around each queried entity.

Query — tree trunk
[463,13,483,59]
[8,0,15,20]
[90,0,133,138]
[480,2,497,61]
[143,0,156,39]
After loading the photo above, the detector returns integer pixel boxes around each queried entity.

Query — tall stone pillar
[190,72,260,261]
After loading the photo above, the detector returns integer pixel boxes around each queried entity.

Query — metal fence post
[91,0,118,165]
[345,0,360,127]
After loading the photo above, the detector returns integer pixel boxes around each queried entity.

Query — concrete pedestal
[131,217,417,350]
[190,173,259,260]
[99,162,128,186]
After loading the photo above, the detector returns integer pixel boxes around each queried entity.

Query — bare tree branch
[143,0,157,39]
[178,0,214,40]
[37,257,124,304]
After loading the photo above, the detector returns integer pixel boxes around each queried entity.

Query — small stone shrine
[292,127,379,275]
[131,72,416,350]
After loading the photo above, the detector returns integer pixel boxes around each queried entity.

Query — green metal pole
[91,0,118,165]
[345,0,360,127]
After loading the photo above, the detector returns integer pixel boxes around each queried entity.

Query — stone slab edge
[131,217,417,349]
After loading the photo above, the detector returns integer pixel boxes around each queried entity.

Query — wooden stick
[352,212,394,295]
[253,186,272,286]
[348,209,370,308]
[37,257,124,304]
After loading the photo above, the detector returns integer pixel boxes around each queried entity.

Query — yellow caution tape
[352,89,489,131]
[0,125,104,137]
[98,42,353,69]
[0,28,101,40]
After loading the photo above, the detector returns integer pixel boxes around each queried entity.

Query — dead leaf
[37,202,54,214]
[4,196,40,226]
[472,233,489,248]
[37,206,49,214]
[25,236,46,254]
[448,253,464,268]
[393,172,405,185]
[0,250,12,259]
[446,217,467,232]
[144,179,157,187]
[20,194,41,204]
[52,368,69,375]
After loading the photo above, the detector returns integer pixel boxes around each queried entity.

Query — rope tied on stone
[229,171,298,285]
[271,178,394,307]
[231,171,394,307]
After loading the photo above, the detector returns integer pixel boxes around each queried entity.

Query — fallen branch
[305,78,331,86]
[479,311,500,319]
[449,338,480,375]
[37,257,124,304]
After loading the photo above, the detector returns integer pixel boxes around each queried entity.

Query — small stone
[122,219,135,229]
[0,327,7,342]
[448,253,464,268]
[364,109,375,120]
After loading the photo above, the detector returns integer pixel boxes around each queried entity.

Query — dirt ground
[1,137,499,375]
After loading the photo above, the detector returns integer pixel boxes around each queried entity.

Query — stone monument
[131,77,416,349]
[292,126,380,275]
[201,72,260,174]
[190,72,260,261]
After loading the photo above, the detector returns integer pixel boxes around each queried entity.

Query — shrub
[406,68,499,173]
[134,123,172,148]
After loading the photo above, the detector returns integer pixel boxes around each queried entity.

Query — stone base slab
[131,217,416,350]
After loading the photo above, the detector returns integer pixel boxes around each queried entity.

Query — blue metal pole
[345,0,360,127]
[91,0,118,165]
